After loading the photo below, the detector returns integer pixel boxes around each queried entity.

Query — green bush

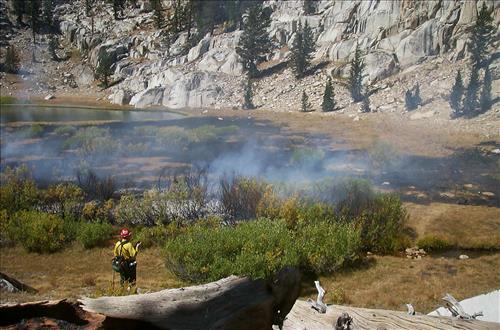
[417,235,454,251]
[290,147,325,168]
[54,125,76,136]
[19,124,44,138]
[10,211,69,253]
[357,194,409,254]
[0,166,39,214]
[0,209,15,247]
[165,219,363,283]
[135,224,175,249]
[77,221,114,249]
[41,182,85,220]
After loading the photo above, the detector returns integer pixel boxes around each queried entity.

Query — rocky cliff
[3,0,500,114]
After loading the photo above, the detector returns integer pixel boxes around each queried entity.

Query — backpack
[111,242,126,273]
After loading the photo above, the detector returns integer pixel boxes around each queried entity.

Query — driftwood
[0,272,38,294]
[79,268,301,330]
[442,293,484,320]
[282,300,499,330]
[0,299,104,329]
[307,280,327,313]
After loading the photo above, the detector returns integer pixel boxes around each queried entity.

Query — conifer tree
[27,0,41,62]
[48,35,59,61]
[361,93,371,113]
[479,66,492,113]
[348,43,365,102]
[404,84,422,111]
[290,21,315,78]
[463,3,495,117]
[42,0,54,27]
[449,70,464,117]
[151,0,164,29]
[12,0,26,25]
[321,77,335,112]
[463,67,480,117]
[95,51,114,88]
[236,3,273,78]
[85,0,93,17]
[3,46,20,74]
[301,91,312,112]
[243,79,254,109]
[303,0,316,15]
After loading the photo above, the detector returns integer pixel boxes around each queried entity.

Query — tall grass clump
[417,235,454,251]
[77,221,114,249]
[9,211,70,253]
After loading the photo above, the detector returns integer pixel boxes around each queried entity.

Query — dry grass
[306,253,500,314]
[0,245,183,304]
[405,202,500,249]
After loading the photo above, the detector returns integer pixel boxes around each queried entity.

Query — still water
[0,105,183,123]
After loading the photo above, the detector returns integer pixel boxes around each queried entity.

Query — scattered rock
[410,111,436,120]
[458,255,469,260]
[405,247,426,259]
[44,94,55,100]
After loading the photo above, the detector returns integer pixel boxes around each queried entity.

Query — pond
[0,105,183,124]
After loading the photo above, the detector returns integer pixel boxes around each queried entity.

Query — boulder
[129,87,164,108]
[72,65,95,87]
[396,19,441,67]
[110,89,131,105]
[187,34,211,62]
[364,51,398,83]
[219,51,244,76]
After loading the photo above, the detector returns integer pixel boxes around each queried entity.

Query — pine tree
[112,0,125,20]
[321,77,335,112]
[236,3,273,78]
[301,91,312,112]
[85,0,93,17]
[303,0,316,15]
[449,70,464,117]
[463,67,480,117]
[13,0,26,25]
[42,0,54,27]
[469,3,495,69]
[463,3,495,117]
[95,51,114,88]
[151,0,164,29]
[361,93,371,113]
[404,84,422,111]
[290,21,315,78]
[348,43,365,102]
[48,35,59,61]
[243,79,254,109]
[3,46,20,74]
[27,0,41,62]
[479,66,492,113]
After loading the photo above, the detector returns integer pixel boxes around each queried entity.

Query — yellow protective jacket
[114,240,137,260]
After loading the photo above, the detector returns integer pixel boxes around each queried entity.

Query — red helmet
[120,228,131,239]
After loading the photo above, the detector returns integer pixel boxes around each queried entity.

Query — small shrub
[368,140,400,170]
[77,221,114,249]
[165,219,300,282]
[0,209,15,247]
[417,235,454,252]
[54,125,76,136]
[3,46,20,73]
[11,211,68,253]
[0,166,39,214]
[357,194,409,254]
[20,124,44,138]
[290,147,325,168]
[41,182,84,220]
[298,222,362,274]
[219,176,267,222]
[135,224,176,249]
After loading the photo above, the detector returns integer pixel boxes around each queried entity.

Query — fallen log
[282,300,500,330]
[0,272,38,294]
[79,267,301,330]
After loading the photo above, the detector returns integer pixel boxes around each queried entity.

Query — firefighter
[113,228,141,286]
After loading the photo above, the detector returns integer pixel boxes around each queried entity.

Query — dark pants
[120,261,137,286]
